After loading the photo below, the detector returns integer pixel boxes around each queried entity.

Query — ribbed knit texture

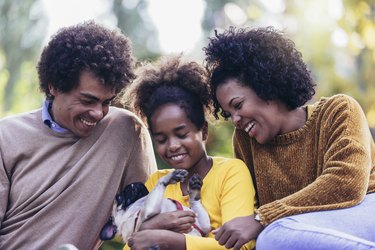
[0,107,157,250]
[233,94,375,226]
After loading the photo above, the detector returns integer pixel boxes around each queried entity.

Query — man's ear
[202,121,209,141]
[48,84,57,97]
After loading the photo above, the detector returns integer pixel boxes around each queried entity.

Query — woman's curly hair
[203,26,316,119]
[37,20,136,98]
[122,55,212,130]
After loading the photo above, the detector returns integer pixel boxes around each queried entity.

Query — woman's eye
[234,101,242,110]
[221,110,231,119]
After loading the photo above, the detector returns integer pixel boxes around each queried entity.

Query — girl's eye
[177,132,189,139]
[154,136,166,144]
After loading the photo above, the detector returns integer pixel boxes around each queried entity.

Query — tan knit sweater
[0,107,157,250]
[233,94,375,226]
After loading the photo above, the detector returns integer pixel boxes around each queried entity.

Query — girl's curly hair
[122,55,212,130]
[37,20,136,98]
[203,26,316,119]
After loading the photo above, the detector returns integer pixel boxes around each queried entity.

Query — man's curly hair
[122,56,212,130]
[37,20,136,98]
[203,26,316,119]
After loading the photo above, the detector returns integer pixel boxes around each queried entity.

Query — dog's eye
[116,194,124,205]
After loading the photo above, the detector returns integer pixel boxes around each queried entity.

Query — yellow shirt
[144,156,256,250]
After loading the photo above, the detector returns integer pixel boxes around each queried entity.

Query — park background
[0,0,374,249]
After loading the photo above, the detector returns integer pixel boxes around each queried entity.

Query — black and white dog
[99,169,211,245]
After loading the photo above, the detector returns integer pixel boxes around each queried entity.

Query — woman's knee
[256,218,375,250]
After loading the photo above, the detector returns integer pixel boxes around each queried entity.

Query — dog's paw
[189,173,202,191]
[188,174,202,200]
[162,169,188,185]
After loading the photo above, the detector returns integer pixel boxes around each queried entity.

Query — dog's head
[99,182,149,241]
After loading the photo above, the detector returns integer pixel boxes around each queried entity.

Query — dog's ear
[121,182,149,210]
[99,217,117,241]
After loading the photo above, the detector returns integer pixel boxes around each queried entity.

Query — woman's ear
[202,121,209,141]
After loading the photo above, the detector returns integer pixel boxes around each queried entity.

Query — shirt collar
[42,99,68,133]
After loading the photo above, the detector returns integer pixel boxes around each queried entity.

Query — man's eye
[82,100,94,105]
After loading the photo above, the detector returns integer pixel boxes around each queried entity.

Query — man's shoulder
[0,109,41,127]
[107,107,143,124]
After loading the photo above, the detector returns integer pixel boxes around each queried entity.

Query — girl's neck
[180,155,212,195]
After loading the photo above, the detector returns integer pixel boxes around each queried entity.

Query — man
[0,21,157,249]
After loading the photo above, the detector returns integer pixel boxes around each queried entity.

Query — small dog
[99,169,211,245]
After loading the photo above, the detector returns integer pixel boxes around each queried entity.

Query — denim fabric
[256,193,375,250]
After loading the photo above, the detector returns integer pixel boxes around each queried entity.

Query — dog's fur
[99,169,211,244]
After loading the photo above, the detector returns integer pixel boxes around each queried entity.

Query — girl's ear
[202,121,209,141]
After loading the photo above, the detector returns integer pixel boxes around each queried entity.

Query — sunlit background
[1,0,374,248]
[1,1,375,157]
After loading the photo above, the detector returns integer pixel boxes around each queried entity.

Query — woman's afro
[204,26,316,119]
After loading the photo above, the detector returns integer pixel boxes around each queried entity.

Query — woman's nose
[232,114,241,128]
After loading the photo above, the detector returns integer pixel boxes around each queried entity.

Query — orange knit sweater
[233,94,375,226]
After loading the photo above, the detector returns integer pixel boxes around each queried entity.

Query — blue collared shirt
[42,100,68,133]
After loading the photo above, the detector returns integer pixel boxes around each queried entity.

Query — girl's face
[150,103,208,171]
[216,78,285,144]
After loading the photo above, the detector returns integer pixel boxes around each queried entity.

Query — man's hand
[139,210,196,233]
[212,214,264,250]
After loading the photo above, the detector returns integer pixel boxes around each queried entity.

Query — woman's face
[150,103,208,171]
[216,79,284,144]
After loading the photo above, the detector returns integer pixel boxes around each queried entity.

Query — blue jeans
[256,193,375,250]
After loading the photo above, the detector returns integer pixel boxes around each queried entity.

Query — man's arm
[0,152,10,228]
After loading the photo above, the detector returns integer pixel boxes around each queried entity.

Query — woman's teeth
[245,121,255,133]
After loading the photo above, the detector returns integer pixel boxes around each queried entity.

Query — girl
[121,56,258,250]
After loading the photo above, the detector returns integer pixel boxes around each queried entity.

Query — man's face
[49,71,116,137]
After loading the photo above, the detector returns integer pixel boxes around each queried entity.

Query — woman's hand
[139,210,196,233]
[128,229,186,250]
[212,214,264,250]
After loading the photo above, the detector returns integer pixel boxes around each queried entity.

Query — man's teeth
[81,118,96,126]
[245,121,255,133]
[171,154,184,161]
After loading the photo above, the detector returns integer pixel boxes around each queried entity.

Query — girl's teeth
[171,155,184,161]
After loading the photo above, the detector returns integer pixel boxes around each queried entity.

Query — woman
[204,26,375,250]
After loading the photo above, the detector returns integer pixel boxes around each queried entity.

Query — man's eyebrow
[80,93,116,102]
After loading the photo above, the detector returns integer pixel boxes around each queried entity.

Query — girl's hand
[139,210,196,233]
[212,214,264,250]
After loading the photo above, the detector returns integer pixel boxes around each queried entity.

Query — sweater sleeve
[122,119,158,187]
[0,150,9,228]
[185,159,256,250]
[257,95,374,225]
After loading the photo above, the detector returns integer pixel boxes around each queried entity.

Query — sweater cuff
[257,200,289,226]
